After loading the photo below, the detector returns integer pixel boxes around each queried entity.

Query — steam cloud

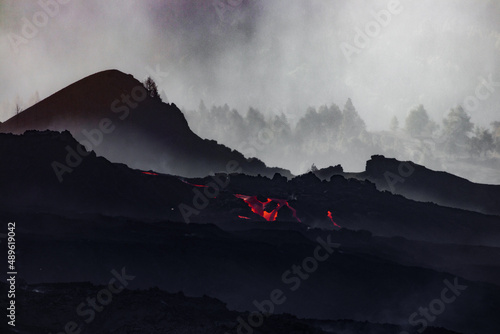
[1,0,500,179]
[1,0,499,126]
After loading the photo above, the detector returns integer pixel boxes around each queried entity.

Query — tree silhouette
[492,121,500,154]
[309,163,318,172]
[340,98,366,141]
[199,99,208,114]
[246,107,266,136]
[469,127,494,157]
[442,106,474,154]
[295,106,318,140]
[14,95,23,115]
[405,105,430,137]
[143,76,160,99]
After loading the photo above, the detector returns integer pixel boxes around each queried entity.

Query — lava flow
[179,179,208,187]
[234,194,301,222]
[327,211,341,228]
[142,171,158,176]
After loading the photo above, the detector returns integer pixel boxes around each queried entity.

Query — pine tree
[442,106,474,154]
[143,77,159,99]
[405,105,430,137]
[340,98,366,140]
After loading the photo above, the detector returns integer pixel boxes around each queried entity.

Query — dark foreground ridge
[0,282,463,334]
[2,214,499,334]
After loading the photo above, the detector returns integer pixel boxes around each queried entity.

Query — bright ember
[234,194,301,222]
[327,211,341,228]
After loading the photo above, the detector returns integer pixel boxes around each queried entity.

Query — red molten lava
[180,179,208,188]
[234,194,301,222]
[238,215,251,220]
[327,211,341,228]
[142,171,158,176]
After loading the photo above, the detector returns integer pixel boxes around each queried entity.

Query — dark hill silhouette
[0,130,194,219]
[0,69,290,178]
[361,155,500,216]
[312,155,500,216]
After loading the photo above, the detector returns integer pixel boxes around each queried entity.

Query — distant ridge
[312,155,500,216]
[0,70,291,178]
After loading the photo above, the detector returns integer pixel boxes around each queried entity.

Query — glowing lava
[327,211,341,228]
[234,194,301,222]
[142,171,158,176]
[238,215,251,220]
[180,179,208,188]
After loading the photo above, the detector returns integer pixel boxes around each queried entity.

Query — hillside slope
[0,70,290,178]
[312,155,500,216]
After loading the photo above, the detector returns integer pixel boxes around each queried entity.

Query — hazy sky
[1,0,499,130]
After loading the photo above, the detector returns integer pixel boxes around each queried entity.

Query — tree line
[183,98,500,173]
[394,104,500,157]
